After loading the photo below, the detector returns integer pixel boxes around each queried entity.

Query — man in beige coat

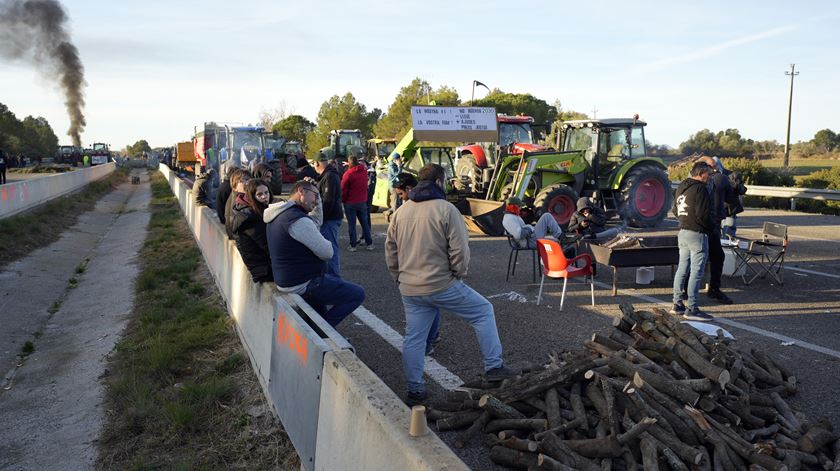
[385,163,517,406]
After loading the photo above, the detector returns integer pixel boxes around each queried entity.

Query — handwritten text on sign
[411,106,498,142]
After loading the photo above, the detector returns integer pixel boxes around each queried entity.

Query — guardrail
[0,163,116,219]
[670,181,840,210]
[157,164,468,471]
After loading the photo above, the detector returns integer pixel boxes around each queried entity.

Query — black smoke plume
[0,0,86,146]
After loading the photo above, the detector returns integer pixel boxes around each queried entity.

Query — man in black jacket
[308,153,343,276]
[699,156,734,304]
[671,161,714,321]
[568,197,622,241]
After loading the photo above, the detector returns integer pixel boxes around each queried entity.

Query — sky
[1,0,839,150]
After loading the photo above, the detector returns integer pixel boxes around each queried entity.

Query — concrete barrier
[0,163,116,219]
[157,164,468,471]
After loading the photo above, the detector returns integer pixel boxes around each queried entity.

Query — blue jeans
[344,202,372,247]
[673,229,708,310]
[320,219,342,277]
[302,274,365,327]
[401,281,503,394]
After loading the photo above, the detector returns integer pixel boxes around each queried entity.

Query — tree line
[0,102,59,160]
[676,127,840,159]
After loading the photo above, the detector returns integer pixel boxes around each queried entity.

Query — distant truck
[174,141,197,172]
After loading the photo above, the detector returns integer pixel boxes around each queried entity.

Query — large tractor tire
[265,160,286,195]
[533,184,579,227]
[455,154,482,192]
[619,165,672,228]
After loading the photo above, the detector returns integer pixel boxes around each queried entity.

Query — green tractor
[463,117,672,234]
[319,129,365,163]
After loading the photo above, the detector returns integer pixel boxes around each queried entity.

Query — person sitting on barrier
[192,168,214,207]
[568,197,622,241]
[229,179,274,283]
[385,163,518,406]
[265,180,365,327]
[502,196,565,248]
[216,166,242,223]
[225,169,251,239]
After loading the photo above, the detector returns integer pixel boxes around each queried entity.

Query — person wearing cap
[310,152,344,276]
[502,196,565,248]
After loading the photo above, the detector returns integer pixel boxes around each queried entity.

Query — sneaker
[406,390,428,407]
[425,344,435,356]
[366,244,375,251]
[669,300,686,315]
[348,245,357,252]
[707,289,734,305]
[683,309,714,322]
[485,365,520,381]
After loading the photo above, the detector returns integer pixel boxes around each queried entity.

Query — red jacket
[341,163,369,204]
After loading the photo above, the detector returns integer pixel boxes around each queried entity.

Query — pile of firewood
[428,303,839,471]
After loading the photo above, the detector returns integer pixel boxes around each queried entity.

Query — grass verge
[97,172,299,470]
[0,169,129,268]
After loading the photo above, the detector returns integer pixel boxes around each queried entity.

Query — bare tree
[258,101,291,130]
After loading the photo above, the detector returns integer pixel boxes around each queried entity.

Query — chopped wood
[537,453,576,471]
[479,394,526,420]
[436,410,483,432]
[489,445,539,469]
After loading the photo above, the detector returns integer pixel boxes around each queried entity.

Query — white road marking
[784,266,840,280]
[590,280,840,361]
[352,306,465,390]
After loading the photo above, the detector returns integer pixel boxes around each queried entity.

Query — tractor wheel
[455,154,481,192]
[533,184,578,227]
[265,160,285,195]
[619,165,672,228]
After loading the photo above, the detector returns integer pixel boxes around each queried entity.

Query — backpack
[724,169,746,216]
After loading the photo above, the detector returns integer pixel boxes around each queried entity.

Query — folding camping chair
[733,222,788,285]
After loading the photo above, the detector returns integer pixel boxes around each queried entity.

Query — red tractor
[454,114,545,193]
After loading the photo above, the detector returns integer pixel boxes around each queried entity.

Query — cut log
[485,418,548,434]
[631,369,700,406]
[564,436,625,458]
[499,436,540,453]
[671,341,731,388]
[770,392,802,433]
[436,410,483,431]
[454,411,491,448]
[480,394,526,420]
[640,437,660,471]
[537,453,576,471]
[490,445,539,469]
[496,358,597,402]
[539,432,602,471]
[618,417,658,445]
[546,388,563,430]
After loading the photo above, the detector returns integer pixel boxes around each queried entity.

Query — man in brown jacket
[385,164,517,406]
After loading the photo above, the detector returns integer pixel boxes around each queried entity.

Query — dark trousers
[302,274,365,327]
[0,166,5,184]
[707,225,724,291]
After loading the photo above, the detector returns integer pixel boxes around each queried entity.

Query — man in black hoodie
[309,153,343,277]
[671,161,714,321]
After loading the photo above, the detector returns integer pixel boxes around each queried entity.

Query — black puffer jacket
[568,197,607,237]
[216,179,232,223]
[228,194,273,283]
[317,164,343,221]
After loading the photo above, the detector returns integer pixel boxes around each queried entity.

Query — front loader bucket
[457,198,505,236]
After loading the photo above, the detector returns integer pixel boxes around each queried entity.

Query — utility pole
[591,106,598,119]
[783,64,799,168]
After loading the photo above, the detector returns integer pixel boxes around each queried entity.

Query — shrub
[667,157,795,187]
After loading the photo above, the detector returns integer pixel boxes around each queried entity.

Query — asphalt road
[333,207,840,470]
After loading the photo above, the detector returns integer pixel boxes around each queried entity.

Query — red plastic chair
[536,238,595,309]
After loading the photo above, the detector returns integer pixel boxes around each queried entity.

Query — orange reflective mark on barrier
[1,188,6,201]
[276,310,308,366]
